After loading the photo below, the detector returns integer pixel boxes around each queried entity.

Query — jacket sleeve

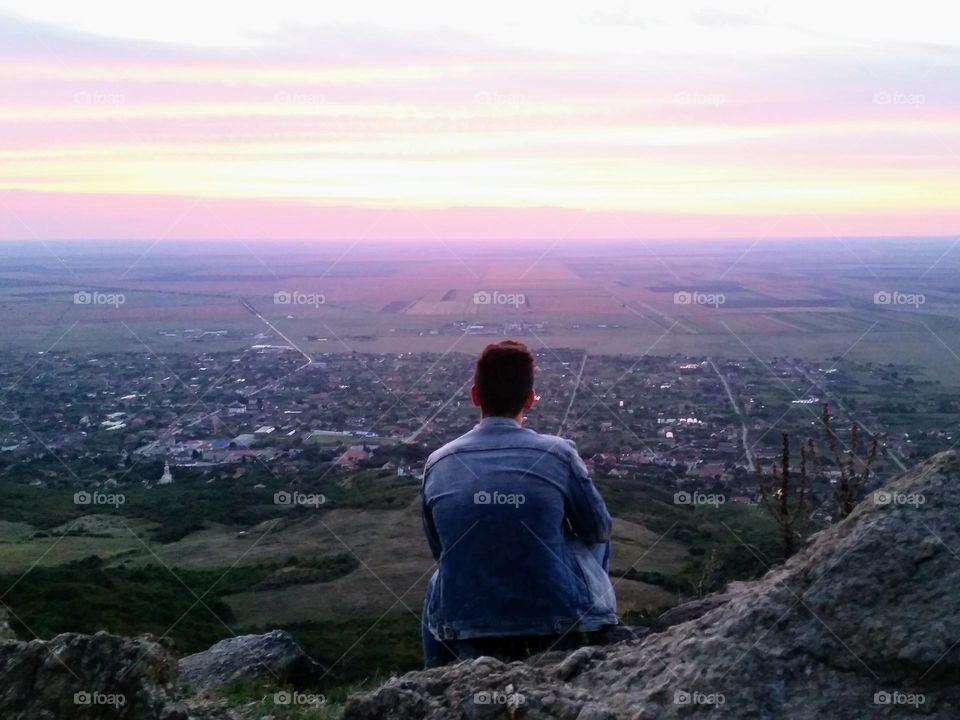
[421,471,443,561]
[563,441,613,545]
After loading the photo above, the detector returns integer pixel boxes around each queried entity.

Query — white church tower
[158,460,174,485]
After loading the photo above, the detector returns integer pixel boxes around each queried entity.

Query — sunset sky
[1,1,958,240]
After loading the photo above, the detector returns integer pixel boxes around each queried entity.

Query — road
[558,351,588,434]
[239,298,314,364]
[709,359,755,472]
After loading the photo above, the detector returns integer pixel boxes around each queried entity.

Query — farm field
[0,238,958,384]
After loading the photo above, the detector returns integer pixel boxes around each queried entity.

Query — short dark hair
[474,340,535,417]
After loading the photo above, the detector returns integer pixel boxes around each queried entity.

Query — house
[398,464,425,480]
[620,451,654,465]
[227,401,247,416]
[225,449,263,463]
[335,446,372,468]
[698,463,725,479]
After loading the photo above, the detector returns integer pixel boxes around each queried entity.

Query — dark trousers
[422,620,638,668]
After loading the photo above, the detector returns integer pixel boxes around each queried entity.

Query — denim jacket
[421,417,617,640]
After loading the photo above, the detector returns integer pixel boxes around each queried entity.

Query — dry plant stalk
[822,403,879,518]
[758,432,812,556]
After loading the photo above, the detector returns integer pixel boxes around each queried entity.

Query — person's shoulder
[520,428,579,460]
[425,429,477,471]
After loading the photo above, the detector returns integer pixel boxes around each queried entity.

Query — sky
[0,0,958,241]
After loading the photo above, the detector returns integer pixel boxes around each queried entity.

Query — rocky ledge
[0,630,187,720]
[344,450,960,720]
[0,624,320,719]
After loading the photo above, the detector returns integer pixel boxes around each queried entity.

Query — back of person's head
[474,340,535,417]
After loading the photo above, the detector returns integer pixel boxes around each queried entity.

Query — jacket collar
[476,416,522,430]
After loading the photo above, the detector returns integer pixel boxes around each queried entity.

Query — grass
[598,475,787,592]
[220,679,340,719]
[0,516,157,572]
[280,615,423,690]
[0,556,242,652]
[0,463,420,547]
[305,431,391,446]
[0,553,360,655]
[219,673,400,720]
[0,521,34,542]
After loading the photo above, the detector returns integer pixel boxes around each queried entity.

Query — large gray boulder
[177,629,326,693]
[0,630,187,720]
[344,450,960,720]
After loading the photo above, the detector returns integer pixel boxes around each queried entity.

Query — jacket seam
[424,443,575,475]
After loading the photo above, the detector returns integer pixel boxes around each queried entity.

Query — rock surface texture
[0,606,14,639]
[178,629,326,692]
[344,450,960,720]
[0,630,187,720]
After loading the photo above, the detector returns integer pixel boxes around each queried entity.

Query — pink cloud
[0,190,956,242]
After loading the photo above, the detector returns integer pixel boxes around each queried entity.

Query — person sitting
[420,340,620,667]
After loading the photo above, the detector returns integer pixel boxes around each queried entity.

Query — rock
[650,580,752,631]
[179,692,249,720]
[177,629,326,693]
[0,606,14,639]
[0,630,187,720]
[344,450,960,719]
